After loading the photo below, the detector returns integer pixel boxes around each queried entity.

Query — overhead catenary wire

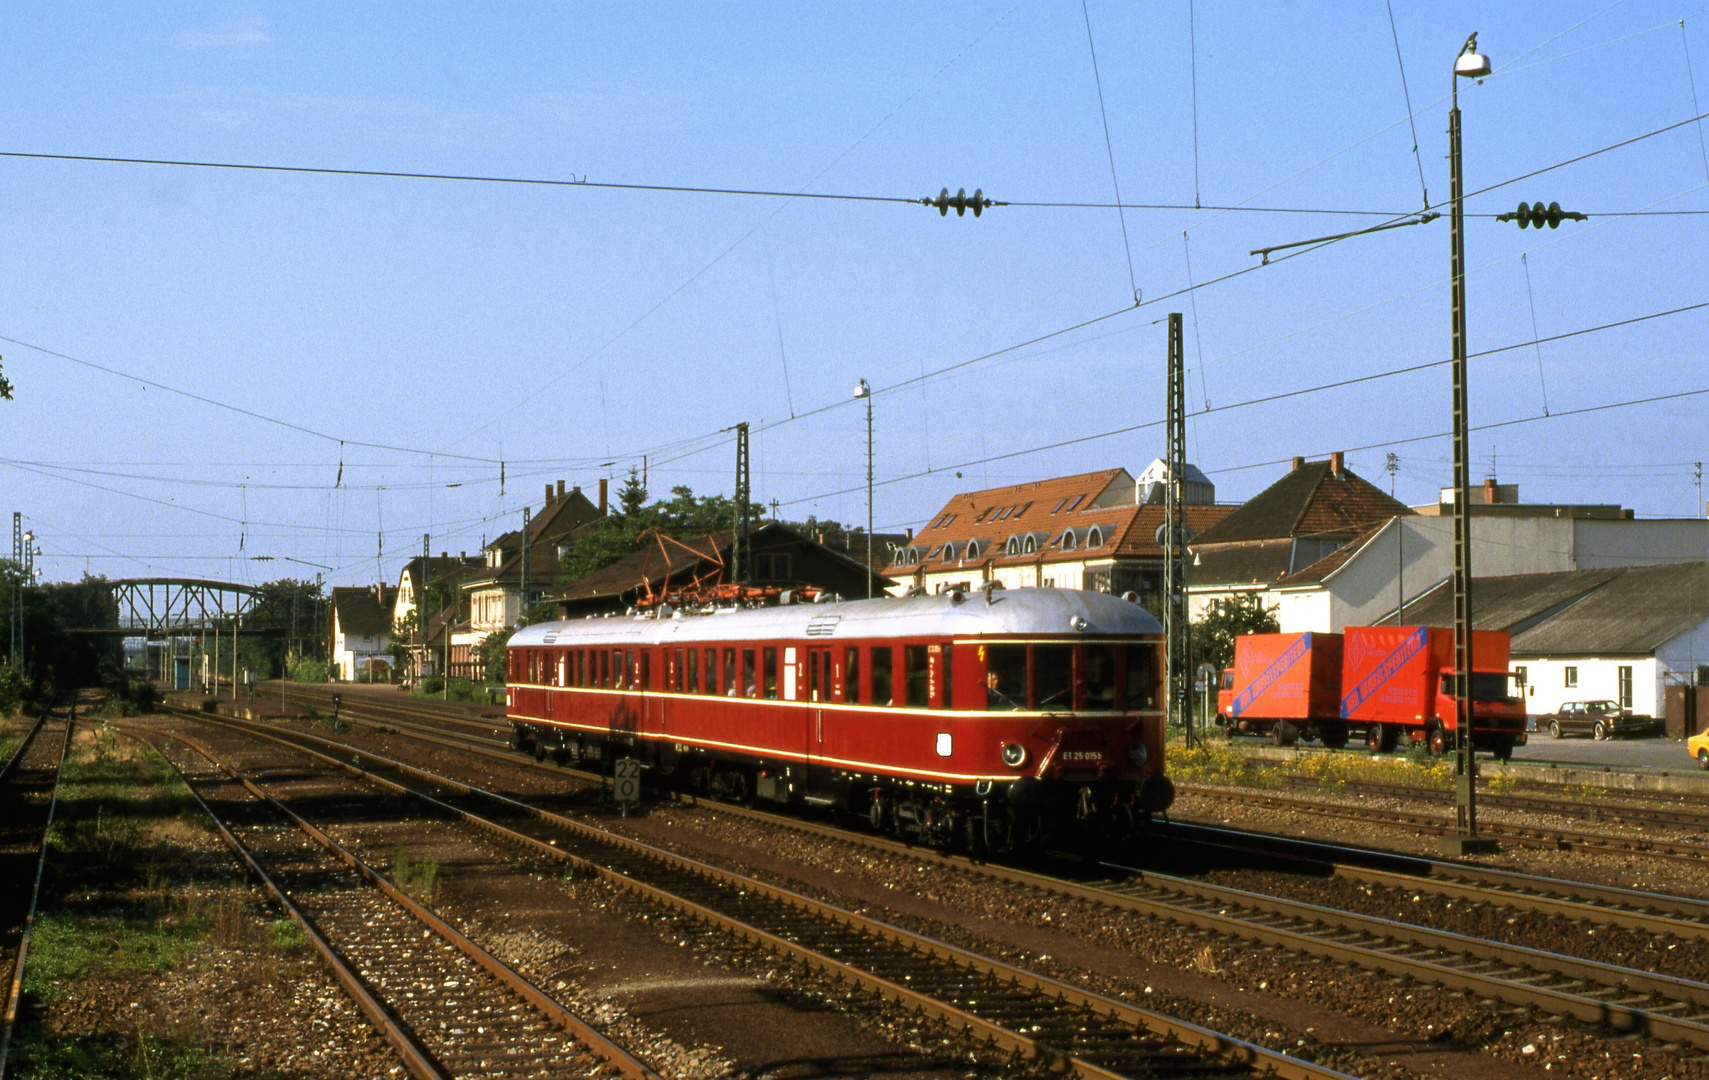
[1081,0,1140,301]
[1682,20,1709,191]
[1383,0,1429,208]
[1520,253,1551,416]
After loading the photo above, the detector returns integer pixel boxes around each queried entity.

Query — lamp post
[853,379,874,599]
[1444,33,1499,857]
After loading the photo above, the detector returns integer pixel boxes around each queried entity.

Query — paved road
[1509,730,1698,772]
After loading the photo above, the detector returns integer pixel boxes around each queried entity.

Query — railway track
[170,706,1709,1064]
[1179,781,1708,863]
[130,724,661,1080]
[0,709,74,1079]
[1280,773,1709,833]
[158,707,1357,1080]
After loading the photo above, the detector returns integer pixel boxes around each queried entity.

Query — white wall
[1270,516,1709,634]
[1510,656,1658,717]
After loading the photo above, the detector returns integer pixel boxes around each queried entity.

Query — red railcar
[506,586,1172,851]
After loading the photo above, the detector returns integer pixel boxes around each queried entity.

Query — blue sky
[3,2,1707,586]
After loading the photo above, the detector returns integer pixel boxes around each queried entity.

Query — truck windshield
[1438,672,1517,702]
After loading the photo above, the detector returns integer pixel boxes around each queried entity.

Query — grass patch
[409,677,497,703]
[392,844,440,901]
[1170,740,1454,793]
[8,1028,225,1080]
[22,914,206,1002]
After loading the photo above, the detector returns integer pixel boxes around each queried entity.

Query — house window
[1087,526,1103,548]
[1513,666,1527,690]
[942,545,956,564]
[974,506,994,522]
[1005,536,1020,556]
[1013,501,1032,518]
[1698,664,1709,687]
[1564,666,1578,688]
[966,541,980,559]
[1060,531,1077,552]
[1051,499,1067,514]
[1618,665,1633,709]
[1023,535,1037,554]
[1064,494,1084,512]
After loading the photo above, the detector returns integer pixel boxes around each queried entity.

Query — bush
[0,661,25,716]
[287,659,328,683]
[419,675,445,695]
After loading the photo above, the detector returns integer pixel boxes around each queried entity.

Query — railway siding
[175,708,1360,1080]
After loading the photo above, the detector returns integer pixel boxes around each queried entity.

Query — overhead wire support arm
[1250,211,1438,263]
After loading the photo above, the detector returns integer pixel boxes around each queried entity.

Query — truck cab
[1430,670,1528,758]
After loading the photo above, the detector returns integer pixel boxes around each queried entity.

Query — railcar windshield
[1034,644,1073,709]
[1083,645,1116,711]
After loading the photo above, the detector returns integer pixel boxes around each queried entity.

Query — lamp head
[853,379,870,399]
[1454,33,1490,78]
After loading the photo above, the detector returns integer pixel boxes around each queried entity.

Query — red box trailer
[1340,626,1526,755]
[1218,625,1527,758]
[1216,633,1348,747]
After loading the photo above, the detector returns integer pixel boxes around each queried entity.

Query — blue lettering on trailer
[1340,627,1428,717]
[1231,634,1312,717]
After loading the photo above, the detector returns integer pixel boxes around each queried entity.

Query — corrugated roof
[1385,563,1709,655]
[1192,459,1409,546]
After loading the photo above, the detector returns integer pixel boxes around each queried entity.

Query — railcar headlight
[1000,742,1028,768]
[1128,742,1149,767]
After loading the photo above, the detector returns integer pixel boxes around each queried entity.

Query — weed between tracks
[1170,741,1454,792]
[390,844,439,900]
[5,725,340,1079]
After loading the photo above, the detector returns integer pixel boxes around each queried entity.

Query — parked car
[1541,699,1659,740]
[1689,727,1709,771]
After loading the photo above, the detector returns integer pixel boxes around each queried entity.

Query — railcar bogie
[506,587,1173,851]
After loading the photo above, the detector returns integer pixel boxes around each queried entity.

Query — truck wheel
[1593,721,1607,741]
[1426,722,1447,757]
[1492,738,1514,762]
[1699,748,1709,772]
[1549,720,1562,739]
[1272,722,1297,747]
[1319,722,1350,750]
[1366,723,1397,753]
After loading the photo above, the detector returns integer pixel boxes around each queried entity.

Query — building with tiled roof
[884,468,1232,606]
[326,584,396,682]
[1186,454,1410,614]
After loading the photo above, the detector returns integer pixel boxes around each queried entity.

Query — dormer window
[1087,526,1103,548]
[1023,534,1037,555]
[1004,536,1020,556]
[942,544,956,564]
[966,541,980,559]
[907,548,919,565]
[1060,531,1077,552]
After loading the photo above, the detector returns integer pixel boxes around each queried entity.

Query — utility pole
[1387,452,1404,623]
[853,382,874,598]
[519,508,531,625]
[10,512,20,670]
[733,423,752,585]
[1444,33,1499,857]
[421,534,430,686]
[1163,314,1193,746]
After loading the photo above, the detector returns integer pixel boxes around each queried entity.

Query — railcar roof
[509,587,1160,648]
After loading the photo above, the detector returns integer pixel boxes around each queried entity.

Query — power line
[1081,0,1139,301]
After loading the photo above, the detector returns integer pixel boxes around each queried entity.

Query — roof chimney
[545,484,554,502]
[598,478,609,515]
[440,551,447,559]
[1330,451,1344,476]
[1483,476,1498,504]
[557,479,566,498]
[1291,456,1305,472]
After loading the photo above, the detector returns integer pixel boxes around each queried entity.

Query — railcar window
[724,649,737,696]
[763,648,778,699]
[871,647,894,707]
[575,651,585,687]
[985,645,1026,710]
[1083,645,1116,711]
[686,648,699,693]
[613,650,626,690]
[599,650,610,688]
[706,649,719,694]
[808,651,820,701]
[904,645,928,707]
[1125,646,1157,709]
[941,645,953,708]
[1034,644,1073,709]
[742,649,757,697]
[638,651,650,690]
[845,648,861,704]
[672,649,683,692]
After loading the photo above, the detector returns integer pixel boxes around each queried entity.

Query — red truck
[1217,626,1528,759]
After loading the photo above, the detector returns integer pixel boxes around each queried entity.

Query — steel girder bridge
[112,578,260,636]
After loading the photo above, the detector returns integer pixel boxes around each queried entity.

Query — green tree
[556,483,764,585]
[0,355,13,400]
[235,578,329,678]
[1191,594,1280,675]
[478,630,512,683]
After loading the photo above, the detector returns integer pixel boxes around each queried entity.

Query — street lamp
[1444,32,1499,857]
[853,379,874,599]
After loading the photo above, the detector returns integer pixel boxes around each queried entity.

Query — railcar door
[806,647,834,768]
